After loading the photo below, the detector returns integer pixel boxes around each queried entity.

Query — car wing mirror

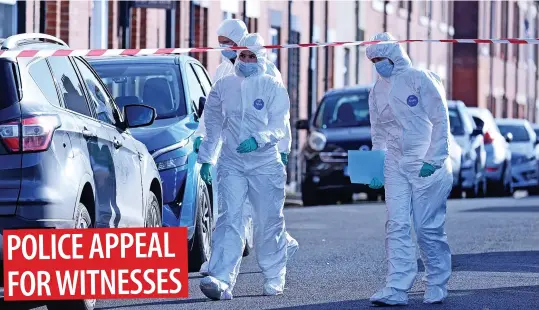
[124,104,156,128]
[198,97,206,118]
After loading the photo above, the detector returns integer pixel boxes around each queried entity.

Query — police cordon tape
[1,37,539,58]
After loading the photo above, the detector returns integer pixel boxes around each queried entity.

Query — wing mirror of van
[296,119,309,130]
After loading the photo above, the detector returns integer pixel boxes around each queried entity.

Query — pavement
[1,195,538,310]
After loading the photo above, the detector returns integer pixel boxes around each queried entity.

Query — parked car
[467,107,514,196]
[533,123,539,138]
[447,100,487,198]
[0,34,162,310]
[88,55,253,271]
[296,85,384,206]
[495,118,539,194]
[448,132,463,197]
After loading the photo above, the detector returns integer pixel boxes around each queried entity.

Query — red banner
[2,227,188,301]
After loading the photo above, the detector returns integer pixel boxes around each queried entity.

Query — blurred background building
[2,0,539,187]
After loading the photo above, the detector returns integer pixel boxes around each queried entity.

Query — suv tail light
[484,131,494,144]
[0,115,61,152]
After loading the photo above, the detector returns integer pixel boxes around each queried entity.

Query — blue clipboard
[347,150,385,185]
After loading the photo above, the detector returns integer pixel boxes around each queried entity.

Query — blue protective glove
[419,162,439,178]
[193,136,202,153]
[369,177,384,189]
[200,163,212,185]
[236,137,259,154]
[280,153,289,165]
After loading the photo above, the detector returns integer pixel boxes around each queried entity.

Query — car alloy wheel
[200,186,212,259]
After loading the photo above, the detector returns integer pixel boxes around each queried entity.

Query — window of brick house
[193,4,208,67]
[247,17,258,32]
[269,27,281,70]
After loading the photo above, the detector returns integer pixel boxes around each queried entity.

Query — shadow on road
[461,206,539,213]
[269,285,539,310]
[417,251,539,273]
[95,294,267,309]
[0,300,46,310]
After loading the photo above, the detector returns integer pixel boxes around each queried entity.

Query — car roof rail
[1,33,69,50]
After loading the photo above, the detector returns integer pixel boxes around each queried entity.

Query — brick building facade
[7,0,539,184]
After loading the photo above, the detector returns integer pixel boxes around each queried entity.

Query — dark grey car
[0,34,162,310]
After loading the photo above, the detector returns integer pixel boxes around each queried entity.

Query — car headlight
[153,139,189,171]
[156,157,186,171]
[308,131,327,152]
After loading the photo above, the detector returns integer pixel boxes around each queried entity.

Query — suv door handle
[82,128,96,139]
[113,138,123,149]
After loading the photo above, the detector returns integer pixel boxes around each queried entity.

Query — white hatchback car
[495,118,539,194]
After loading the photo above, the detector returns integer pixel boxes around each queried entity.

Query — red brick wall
[45,1,57,37]
[140,8,147,49]
[59,0,69,44]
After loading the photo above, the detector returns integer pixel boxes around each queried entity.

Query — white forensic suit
[197,34,290,299]
[196,29,297,277]
[366,32,453,305]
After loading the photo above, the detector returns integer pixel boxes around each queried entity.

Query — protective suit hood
[365,32,412,76]
[217,19,248,45]
[235,33,268,78]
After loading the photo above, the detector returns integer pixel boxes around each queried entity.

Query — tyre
[301,183,320,207]
[449,187,462,199]
[337,190,354,204]
[144,192,162,227]
[366,191,379,202]
[478,177,488,198]
[47,203,95,310]
[188,180,213,272]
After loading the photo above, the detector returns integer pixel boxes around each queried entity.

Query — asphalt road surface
[2,195,538,310]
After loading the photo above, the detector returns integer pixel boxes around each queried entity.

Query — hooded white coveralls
[366,32,453,305]
[195,20,297,276]
[197,34,290,297]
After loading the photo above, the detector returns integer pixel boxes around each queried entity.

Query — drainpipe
[288,0,293,91]
[406,1,411,55]
[243,0,248,25]
[427,0,432,69]
[324,0,329,91]
[189,1,195,52]
[383,0,389,32]
[355,0,360,84]
[307,0,314,119]
[489,2,494,113]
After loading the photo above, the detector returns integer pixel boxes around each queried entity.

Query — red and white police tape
[1,37,539,58]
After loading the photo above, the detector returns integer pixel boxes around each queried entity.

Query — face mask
[237,61,258,77]
[220,44,237,59]
[375,59,394,78]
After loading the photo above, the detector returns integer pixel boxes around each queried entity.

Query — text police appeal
[3,227,189,301]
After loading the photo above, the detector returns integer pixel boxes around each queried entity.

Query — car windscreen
[448,108,465,135]
[90,62,186,120]
[314,92,370,128]
[498,125,530,142]
[0,60,19,109]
